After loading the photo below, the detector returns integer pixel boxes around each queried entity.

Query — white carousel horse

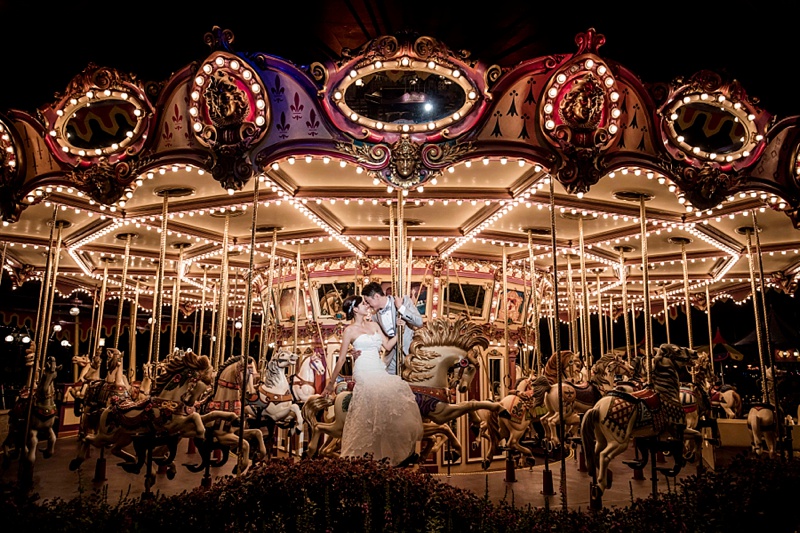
[2,353,61,467]
[72,347,132,439]
[303,315,510,463]
[540,351,631,446]
[291,349,327,403]
[70,350,231,474]
[246,349,305,443]
[189,354,266,474]
[711,386,742,419]
[580,343,699,494]
[746,366,786,457]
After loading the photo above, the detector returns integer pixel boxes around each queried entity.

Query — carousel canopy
[0,3,798,323]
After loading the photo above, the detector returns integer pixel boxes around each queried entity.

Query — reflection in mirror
[316,282,356,319]
[279,287,307,322]
[65,99,139,149]
[672,102,746,154]
[444,283,486,319]
[344,71,467,125]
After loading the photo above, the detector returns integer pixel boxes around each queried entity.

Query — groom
[361,281,423,375]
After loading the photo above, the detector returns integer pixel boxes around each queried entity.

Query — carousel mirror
[444,282,487,320]
[64,99,140,150]
[344,70,466,125]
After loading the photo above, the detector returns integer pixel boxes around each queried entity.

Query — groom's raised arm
[397,295,423,329]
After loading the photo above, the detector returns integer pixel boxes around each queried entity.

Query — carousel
[1,21,799,507]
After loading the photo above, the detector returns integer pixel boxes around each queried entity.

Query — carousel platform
[1,434,702,510]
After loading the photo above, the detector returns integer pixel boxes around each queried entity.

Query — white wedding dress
[340,331,423,466]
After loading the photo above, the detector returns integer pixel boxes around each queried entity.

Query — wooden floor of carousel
[1,434,704,510]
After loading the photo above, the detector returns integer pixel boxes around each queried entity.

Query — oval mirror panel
[344,70,467,125]
[671,102,746,154]
[64,99,139,150]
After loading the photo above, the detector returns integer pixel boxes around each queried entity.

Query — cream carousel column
[150,189,171,366]
[742,224,768,402]
[214,215,231,368]
[196,265,209,354]
[578,214,593,369]
[662,285,671,344]
[526,230,542,374]
[113,233,134,351]
[614,245,633,363]
[94,258,114,354]
[595,270,604,358]
[638,195,653,373]
[239,175,260,466]
[259,228,279,372]
[670,236,694,350]
[546,176,567,507]
[128,279,140,383]
[19,210,63,489]
[169,242,190,351]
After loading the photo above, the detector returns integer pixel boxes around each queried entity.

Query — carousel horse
[471,373,550,470]
[188,354,267,474]
[72,347,132,439]
[710,385,742,419]
[2,353,61,467]
[540,351,633,446]
[304,315,510,463]
[67,351,102,413]
[678,351,719,461]
[290,349,327,404]
[746,366,786,458]
[246,349,304,449]
[70,350,233,475]
[580,343,699,493]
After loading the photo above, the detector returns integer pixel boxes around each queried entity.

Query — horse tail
[581,407,598,478]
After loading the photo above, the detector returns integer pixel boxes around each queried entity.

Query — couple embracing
[323,282,424,466]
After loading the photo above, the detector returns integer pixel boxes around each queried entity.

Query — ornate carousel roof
[1,6,799,326]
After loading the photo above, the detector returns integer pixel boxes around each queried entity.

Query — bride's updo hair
[342,295,362,320]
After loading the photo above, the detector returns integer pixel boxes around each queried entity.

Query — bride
[323,294,423,466]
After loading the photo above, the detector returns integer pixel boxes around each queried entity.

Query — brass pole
[674,239,693,348]
[129,279,140,382]
[578,216,591,367]
[114,233,133,349]
[40,221,66,365]
[547,177,567,509]
[527,231,542,372]
[260,229,278,370]
[33,208,58,376]
[639,197,653,373]
[705,283,714,379]
[663,286,671,344]
[240,175,260,467]
[617,247,631,363]
[215,215,231,367]
[197,266,208,354]
[294,247,301,353]
[502,245,510,393]
[566,253,577,353]
[595,271,604,356]
[744,228,767,402]
[94,259,111,353]
[150,192,170,365]
[170,243,189,350]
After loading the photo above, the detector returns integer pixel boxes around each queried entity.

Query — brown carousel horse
[303,315,509,463]
[581,343,699,494]
[70,350,236,481]
[2,352,61,467]
[540,351,632,446]
[188,354,266,474]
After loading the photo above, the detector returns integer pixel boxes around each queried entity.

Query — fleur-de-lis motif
[162,122,173,146]
[270,76,285,103]
[306,109,319,137]
[275,111,290,139]
[290,93,304,119]
[171,103,184,131]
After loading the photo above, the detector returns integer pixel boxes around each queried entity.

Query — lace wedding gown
[340,331,423,466]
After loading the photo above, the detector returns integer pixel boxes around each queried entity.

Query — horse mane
[404,315,489,383]
[153,350,211,392]
[650,344,684,400]
[263,350,292,388]
[215,355,246,389]
[542,350,576,385]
